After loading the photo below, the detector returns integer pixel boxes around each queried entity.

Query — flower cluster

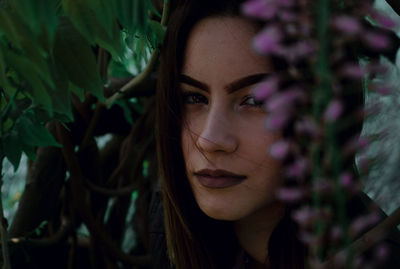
[243,0,398,267]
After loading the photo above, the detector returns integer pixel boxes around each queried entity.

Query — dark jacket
[149,190,400,268]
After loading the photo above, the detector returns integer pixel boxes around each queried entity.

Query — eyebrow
[179,73,269,94]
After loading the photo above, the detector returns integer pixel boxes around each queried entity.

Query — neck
[234,202,285,267]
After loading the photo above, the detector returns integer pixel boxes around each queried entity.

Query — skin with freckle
[181,16,285,221]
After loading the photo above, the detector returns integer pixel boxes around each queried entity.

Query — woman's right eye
[182,92,208,105]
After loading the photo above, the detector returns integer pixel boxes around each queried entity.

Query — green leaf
[62,0,123,58]
[2,130,22,170]
[54,17,104,101]
[113,0,149,34]
[4,50,53,113]
[147,20,166,49]
[0,9,22,49]
[15,112,61,147]
[69,83,85,102]
[10,0,58,47]
[0,45,11,94]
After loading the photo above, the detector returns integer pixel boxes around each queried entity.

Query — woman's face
[181,16,283,221]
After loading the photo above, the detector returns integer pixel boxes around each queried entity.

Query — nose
[196,110,238,154]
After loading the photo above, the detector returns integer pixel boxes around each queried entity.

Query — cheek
[181,123,196,170]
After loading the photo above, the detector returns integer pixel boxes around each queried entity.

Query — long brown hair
[156,1,305,268]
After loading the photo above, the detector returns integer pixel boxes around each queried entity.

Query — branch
[10,217,71,247]
[55,122,150,266]
[321,205,400,267]
[105,51,159,106]
[0,154,11,269]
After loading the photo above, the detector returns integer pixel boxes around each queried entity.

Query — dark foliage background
[0,0,168,268]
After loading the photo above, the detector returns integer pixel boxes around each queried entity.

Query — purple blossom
[323,99,344,122]
[330,225,342,242]
[265,87,306,112]
[332,15,362,35]
[292,206,315,227]
[364,32,391,50]
[341,63,365,79]
[242,0,278,20]
[265,112,290,130]
[276,187,304,202]
[253,76,279,100]
[295,117,321,138]
[279,10,298,22]
[269,140,290,159]
[374,244,390,261]
[286,157,309,179]
[340,172,353,188]
[253,25,283,55]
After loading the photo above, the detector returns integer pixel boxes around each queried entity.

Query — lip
[194,169,247,189]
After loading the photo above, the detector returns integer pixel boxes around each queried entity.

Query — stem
[0,155,11,269]
[312,0,331,262]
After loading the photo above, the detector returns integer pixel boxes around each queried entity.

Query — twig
[105,51,159,106]
[321,205,400,267]
[0,155,11,269]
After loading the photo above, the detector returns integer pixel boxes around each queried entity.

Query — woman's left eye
[241,95,264,107]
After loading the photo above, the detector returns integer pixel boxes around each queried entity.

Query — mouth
[193,169,247,189]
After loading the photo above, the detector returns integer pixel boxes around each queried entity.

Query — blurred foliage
[0,0,164,169]
[0,0,165,268]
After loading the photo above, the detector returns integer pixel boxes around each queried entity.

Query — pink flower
[364,32,391,50]
[341,63,365,79]
[323,99,343,122]
[374,243,390,261]
[265,88,305,112]
[276,187,304,202]
[253,76,279,100]
[330,225,342,242]
[253,25,283,55]
[286,157,309,179]
[295,117,321,138]
[269,140,290,159]
[340,172,353,188]
[265,112,290,130]
[292,206,315,226]
[242,0,278,20]
[332,15,362,35]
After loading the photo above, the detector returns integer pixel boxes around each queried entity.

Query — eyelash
[182,91,264,107]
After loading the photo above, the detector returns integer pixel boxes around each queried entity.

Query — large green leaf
[112,0,149,34]
[0,10,55,89]
[4,50,53,113]
[15,111,61,148]
[62,0,123,58]
[0,46,11,95]
[2,130,22,170]
[10,0,58,47]
[53,17,104,101]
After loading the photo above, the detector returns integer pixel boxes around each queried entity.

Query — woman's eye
[182,92,208,105]
[242,95,264,107]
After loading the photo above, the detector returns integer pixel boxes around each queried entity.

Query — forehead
[182,16,271,82]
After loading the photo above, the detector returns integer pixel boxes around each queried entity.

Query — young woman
[152,0,400,268]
